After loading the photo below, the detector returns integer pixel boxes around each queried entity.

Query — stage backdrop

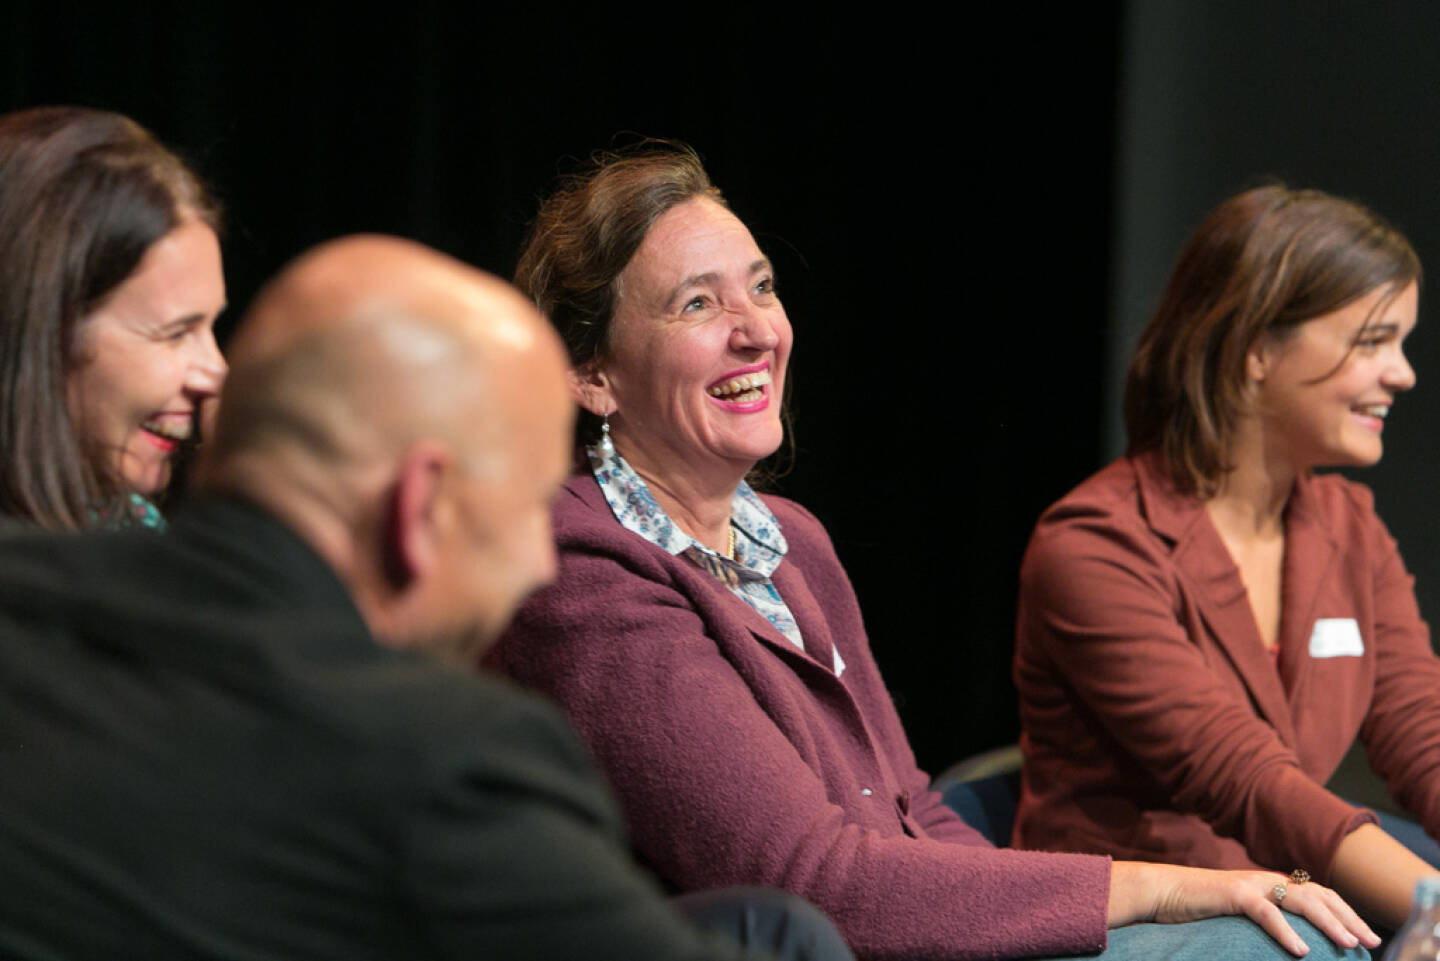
[63,3,1440,783]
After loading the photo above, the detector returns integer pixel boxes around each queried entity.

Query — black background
[11,2,1435,781]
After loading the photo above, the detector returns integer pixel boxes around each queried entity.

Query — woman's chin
[115,458,172,498]
[722,437,785,472]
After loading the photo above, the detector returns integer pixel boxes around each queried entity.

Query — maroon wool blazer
[1014,452,1440,880]
[490,473,1111,961]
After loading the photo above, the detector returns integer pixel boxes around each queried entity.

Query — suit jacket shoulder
[0,498,748,961]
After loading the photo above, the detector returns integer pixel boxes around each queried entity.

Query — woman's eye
[158,317,205,342]
[754,277,777,296]
[1351,322,1403,353]
[682,296,707,313]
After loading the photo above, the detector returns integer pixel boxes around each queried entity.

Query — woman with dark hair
[1015,185,1434,931]
[490,150,1376,960]
[0,105,226,530]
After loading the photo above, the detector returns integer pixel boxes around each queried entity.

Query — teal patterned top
[91,492,166,532]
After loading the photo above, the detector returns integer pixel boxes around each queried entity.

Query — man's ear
[568,361,614,418]
[382,442,452,588]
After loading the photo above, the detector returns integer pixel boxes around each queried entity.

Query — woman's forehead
[629,200,761,285]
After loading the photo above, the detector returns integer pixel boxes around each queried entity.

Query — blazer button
[860,788,873,796]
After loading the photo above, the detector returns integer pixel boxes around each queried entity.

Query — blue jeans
[1036,915,1370,960]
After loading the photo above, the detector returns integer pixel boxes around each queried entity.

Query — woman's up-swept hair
[1124,184,1420,497]
[0,106,220,530]
[513,140,724,445]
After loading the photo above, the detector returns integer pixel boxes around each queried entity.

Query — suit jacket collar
[1131,453,1341,743]
[168,496,365,627]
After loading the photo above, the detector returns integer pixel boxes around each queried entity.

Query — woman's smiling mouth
[1351,402,1391,432]
[140,415,194,450]
[707,368,772,403]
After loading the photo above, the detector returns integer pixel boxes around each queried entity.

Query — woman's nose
[729,306,779,351]
[1385,347,1417,392]
[186,330,228,396]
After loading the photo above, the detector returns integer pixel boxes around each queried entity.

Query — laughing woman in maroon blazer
[1015,185,1435,930]
[490,147,1377,960]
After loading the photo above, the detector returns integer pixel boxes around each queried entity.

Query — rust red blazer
[1013,452,1440,881]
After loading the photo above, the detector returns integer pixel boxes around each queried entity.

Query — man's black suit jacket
[0,498,746,960]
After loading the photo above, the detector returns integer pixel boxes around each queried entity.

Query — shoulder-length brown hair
[0,106,220,530]
[1124,184,1420,497]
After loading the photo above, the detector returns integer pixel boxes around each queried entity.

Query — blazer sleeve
[496,497,1111,961]
[1019,510,1370,880]
[399,684,759,961]
[1352,492,1440,838]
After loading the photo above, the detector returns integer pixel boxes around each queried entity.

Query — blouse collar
[586,443,788,577]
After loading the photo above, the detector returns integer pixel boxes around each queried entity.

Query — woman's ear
[569,361,615,418]
[1247,336,1275,384]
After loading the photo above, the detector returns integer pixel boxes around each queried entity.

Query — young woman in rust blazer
[1015,184,1435,930]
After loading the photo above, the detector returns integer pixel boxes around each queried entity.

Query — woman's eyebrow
[663,273,719,311]
[1353,321,1403,343]
[159,308,225,335]
[662,261,774,310]
[161,313,207,331]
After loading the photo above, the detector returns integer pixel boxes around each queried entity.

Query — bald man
[0,237,786,959]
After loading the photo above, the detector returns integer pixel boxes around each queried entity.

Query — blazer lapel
[671,546,838,678]
[1274,476,1340,696]
[1135,456,1299,745]
[569,471,840,676]
[770,560,838,674]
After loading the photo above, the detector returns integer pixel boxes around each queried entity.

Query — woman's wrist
[1107,860,1161,927]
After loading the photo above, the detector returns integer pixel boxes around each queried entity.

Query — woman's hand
[1108,860,1379,957]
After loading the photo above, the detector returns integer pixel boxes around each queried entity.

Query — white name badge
[1308,618,1365,658]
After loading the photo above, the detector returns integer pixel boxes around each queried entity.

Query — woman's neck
[1206,416,1297,541]
[613,438,743,554]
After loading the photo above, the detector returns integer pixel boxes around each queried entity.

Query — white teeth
[142,419,193,441]
[707,369,773,398]
[1356,405,1389,418]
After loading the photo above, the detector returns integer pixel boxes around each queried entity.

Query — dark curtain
[6,1,1122,773]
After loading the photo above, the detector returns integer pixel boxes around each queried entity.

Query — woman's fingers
[1196,868,1374,957]
[1239,897,1311,957]
[1281,880,1380,951]
[1239,875,1378,958]
[1113,862,1378,956]
[1223,876,1311,958]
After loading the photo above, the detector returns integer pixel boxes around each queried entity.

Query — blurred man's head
[198,236,573,662]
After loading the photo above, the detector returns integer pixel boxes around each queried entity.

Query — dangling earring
[598,413,614,455]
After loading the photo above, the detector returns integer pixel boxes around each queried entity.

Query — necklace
[726,524,736,560]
